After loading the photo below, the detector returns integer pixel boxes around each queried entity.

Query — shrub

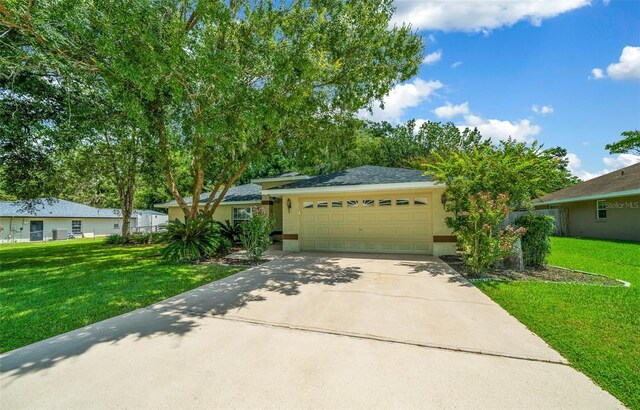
[216,236,233,257]
[162,214,221,262]
[454,192,526,276]
[514,213,555,267]
[104,232,167,246]
[216,219,243,245]
[239,207,274,262]
[105,234,124,245]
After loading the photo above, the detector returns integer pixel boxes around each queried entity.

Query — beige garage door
[300,192,432,254]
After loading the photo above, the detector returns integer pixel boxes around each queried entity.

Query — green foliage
[605,130,640,156]
[216,236,233,257]
[162,215,221,262]
[0,239,243,352]
[454,193,526,275]
[105,234,125,245]
[216,220,243,245]
[240,207,274,262]
[425,139,577,216]
[1,0,423,221]
[514,214,555,267]
[477,237,640,408]
[105,232,167,246]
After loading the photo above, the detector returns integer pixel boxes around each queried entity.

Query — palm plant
[216,219,243,245]
[162,214,221,262]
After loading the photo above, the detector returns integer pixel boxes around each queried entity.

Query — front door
[30,221,44,241]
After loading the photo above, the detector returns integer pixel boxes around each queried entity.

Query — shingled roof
[535,162,640,205]
[155,183,262,208]
[0,199,137,219]
[266,166,433,190]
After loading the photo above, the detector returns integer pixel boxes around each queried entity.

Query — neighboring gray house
[0,199,167,243]
[533,163,640,241]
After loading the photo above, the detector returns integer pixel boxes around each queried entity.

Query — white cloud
[427,34,436,43]
[590,68,605,80]
[422,49,442,65]
[461,114,541,142]
[603,153,640,169]
[565,152,640,181]
[590,46,640,81]
[451,61,463,69]
[532,104,554,115]
[392,0,589,33]
[434,101,470,119]
[606,46,640,80]
[358,78,443,122]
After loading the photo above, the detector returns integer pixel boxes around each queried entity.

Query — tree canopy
[605,130,640,156]
[2,0,424,221]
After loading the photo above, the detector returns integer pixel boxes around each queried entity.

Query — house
[533,163,640,241]
[131,210,169,232]
[156,166,456,256]
[0,199,167,242]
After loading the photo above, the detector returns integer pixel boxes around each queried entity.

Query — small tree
[240,207,275,262]
[454,193,526,276]
[514,214,555,267]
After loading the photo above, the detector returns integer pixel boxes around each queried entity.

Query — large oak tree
[2,0,423,220]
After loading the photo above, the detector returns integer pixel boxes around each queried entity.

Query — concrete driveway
[1,253,622,409]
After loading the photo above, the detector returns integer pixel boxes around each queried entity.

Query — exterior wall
[280,188,455,255]
[536,195,640,241]
[0,217,130,243]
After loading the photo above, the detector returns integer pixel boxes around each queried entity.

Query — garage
[299,192,432,254]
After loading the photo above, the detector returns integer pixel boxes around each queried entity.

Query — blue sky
[361,0,640,179]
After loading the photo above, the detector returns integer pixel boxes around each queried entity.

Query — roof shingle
[535,163,640,204]
[267,166,433,190]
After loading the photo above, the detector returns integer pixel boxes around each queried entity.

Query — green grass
[476,237,640,409]
[0,239,244,353]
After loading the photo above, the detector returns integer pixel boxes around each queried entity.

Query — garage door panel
[300,194,433,254]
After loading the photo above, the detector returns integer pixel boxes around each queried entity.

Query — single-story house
[533,162,640,242]
[156,166,456,256]
[0,199,168,242]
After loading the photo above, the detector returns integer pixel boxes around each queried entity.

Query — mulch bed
[440,255,624,286]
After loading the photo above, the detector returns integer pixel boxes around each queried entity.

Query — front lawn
[0,239,244,353]
[475,237,640,409]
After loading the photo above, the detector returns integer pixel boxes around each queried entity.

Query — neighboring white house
[0,199,167,243]
[132,209,169,232]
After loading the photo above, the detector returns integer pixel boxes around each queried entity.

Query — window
[331,200,343,208]
[114,223,120,229]
[317,201,328,208]
[396,198,409,206]
[361,199,374,207]
[232,207,252,225]
[347,200,359,207]
[596,200,607,220]
[303,201,314,209]
[379,199,392,207]
[414,197,428,205]
[71,220,82,234]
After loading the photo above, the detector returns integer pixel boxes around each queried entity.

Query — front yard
[0,239,244,353]
[475,237,640,409]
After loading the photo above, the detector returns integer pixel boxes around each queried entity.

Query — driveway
[1,253,622,409]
